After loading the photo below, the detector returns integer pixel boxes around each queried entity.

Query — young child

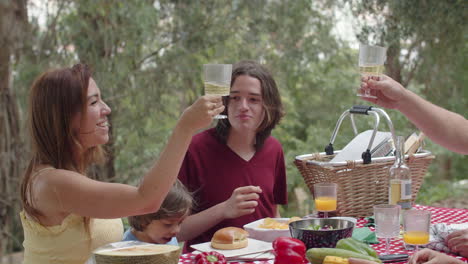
[122,180,193,246]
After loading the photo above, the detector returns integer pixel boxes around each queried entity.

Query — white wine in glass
[204,82,229,96]
[359,64,384,76]
[203,64,232,119]
[358,44,387,98]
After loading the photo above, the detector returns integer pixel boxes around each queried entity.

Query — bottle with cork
[389,136,412,210]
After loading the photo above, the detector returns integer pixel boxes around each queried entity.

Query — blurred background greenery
[1,0,466,257]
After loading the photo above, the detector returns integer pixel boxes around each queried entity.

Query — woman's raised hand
[178,95,224,134]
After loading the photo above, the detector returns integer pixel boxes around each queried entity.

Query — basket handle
[325,105,397,164]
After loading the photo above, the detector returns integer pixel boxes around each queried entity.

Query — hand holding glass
[203,64,232,119]
[374,204,401,255]
[358,44,387,98]
[313,183,337,218]
[403,210,431,252]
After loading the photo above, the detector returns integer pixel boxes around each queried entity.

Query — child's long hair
[215,60,284,150]
[128,180,193,231]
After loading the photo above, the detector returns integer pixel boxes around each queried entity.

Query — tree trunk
[438,155,452,181]
[0,0,28,255]
[386,43,402,83]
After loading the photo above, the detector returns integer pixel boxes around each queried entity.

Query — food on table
[94,244,179,256]
[272,237,307,264]
[288,216,302,223]
[336,238,368,256]
[258,217,302,229]
[305,224,335,230]
[210,227,249,250]
[306,248,381,264]
[323,256,380,264]
[93,244,181,263]
[195,251,227,264]
[335,238,378,258]
[324,256,350,264]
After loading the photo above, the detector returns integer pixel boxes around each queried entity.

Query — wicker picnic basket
[294,106,435,218]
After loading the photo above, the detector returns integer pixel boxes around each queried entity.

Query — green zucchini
[335,238,368,256]
[348,238,379,259]
[306,248,381,264]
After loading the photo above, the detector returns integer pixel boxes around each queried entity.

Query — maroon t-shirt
[179,128,287,252]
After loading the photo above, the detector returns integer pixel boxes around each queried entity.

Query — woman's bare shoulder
[32,167,82,185]
[30,167,88,203]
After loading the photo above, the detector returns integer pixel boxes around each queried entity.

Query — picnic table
[178,204,468,264]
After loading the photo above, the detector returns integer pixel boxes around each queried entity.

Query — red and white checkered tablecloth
[178,205,468,264]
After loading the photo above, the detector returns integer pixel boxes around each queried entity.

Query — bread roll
[211,227,249,250]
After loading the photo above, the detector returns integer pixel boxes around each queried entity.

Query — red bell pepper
[272,237,307,264]
[195,251,227,264]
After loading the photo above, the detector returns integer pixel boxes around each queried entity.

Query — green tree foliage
[3,0,466,256]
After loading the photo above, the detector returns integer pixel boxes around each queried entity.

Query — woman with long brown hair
[20,63,224,263]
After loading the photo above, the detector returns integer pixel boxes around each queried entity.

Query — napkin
[364,216,375,227]
[352,227,379,244]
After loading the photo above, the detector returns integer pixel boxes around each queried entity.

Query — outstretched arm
[361,75,468,154]
[32,95,225,219]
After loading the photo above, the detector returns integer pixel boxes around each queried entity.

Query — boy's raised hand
[223,186,263,219]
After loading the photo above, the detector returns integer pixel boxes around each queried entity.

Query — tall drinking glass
[203,64,232,119]
[374,204,401,255]
[403,210,431,252]
[313,183,337,218]
[358,44,387,98]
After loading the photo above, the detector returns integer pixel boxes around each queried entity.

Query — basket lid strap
[407,153,417,163]
[300,153,322,162]
[346,160,356,169]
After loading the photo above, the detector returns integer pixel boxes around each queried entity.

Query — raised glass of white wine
[203,64,232,119]
[358,44,387,98]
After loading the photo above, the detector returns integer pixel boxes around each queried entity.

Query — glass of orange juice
[403,209,431,252]
[313,183,337,218]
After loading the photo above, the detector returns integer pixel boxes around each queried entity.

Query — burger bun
[211,227,249,250]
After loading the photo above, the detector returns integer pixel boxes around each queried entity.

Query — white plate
[243,218,291,242]
[190,238,273,258]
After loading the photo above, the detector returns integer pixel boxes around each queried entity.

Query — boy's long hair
[215,60,284,150]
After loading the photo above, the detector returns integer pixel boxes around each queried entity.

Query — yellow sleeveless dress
[21,211,123,264]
